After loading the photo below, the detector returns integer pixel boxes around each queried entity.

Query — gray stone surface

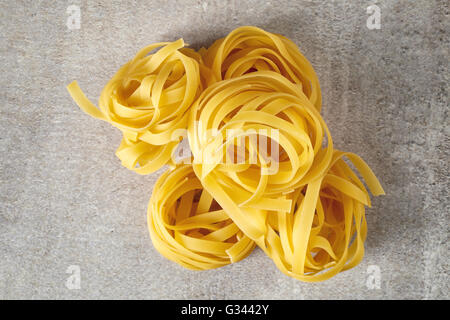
[0,0,448,299]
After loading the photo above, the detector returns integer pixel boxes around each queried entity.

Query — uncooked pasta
[67,26,384,282]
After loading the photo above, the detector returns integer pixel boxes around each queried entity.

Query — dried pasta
[202,26,322,111]
[67,26,384,282]
[188,71,333,243]
[148,164,255,270]
[263,151,384,282]
[67,39,203,174]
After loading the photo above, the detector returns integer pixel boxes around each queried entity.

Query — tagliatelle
[263,150,385,282]
[67,26,384,282]
[203,26,322,111]
[67,39,204,174]
[148,164,256,270]
[188,71,333,242]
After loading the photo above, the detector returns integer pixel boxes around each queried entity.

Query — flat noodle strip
[188,71,333,240]
[67,40,204,174]
[67,26,384,282]
[203,26,322,111]
[264,151,384,282]
[148,164,256,270]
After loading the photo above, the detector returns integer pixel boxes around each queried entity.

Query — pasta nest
[148,164,255,270]
[68,40,204,174]
[67,26,384,282]
[188,71,333,241]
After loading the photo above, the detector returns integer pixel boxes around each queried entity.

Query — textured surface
[0,0,448,299]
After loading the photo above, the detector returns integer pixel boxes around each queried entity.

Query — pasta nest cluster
[67,26,384,282]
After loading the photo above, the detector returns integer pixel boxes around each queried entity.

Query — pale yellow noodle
[67,39,203,174]
[67,26,384,282]
[148,164,255,270]
[203,26,322,112]
[188,71,333,243]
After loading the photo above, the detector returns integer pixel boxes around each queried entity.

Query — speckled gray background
[0,0,448,299]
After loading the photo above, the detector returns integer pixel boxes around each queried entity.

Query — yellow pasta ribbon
[203,26,322,111]
[148,164,255,270]
[188,71,333,242]
[263,150,384,282]
[67,40,204,174]
[67,26,384,282]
